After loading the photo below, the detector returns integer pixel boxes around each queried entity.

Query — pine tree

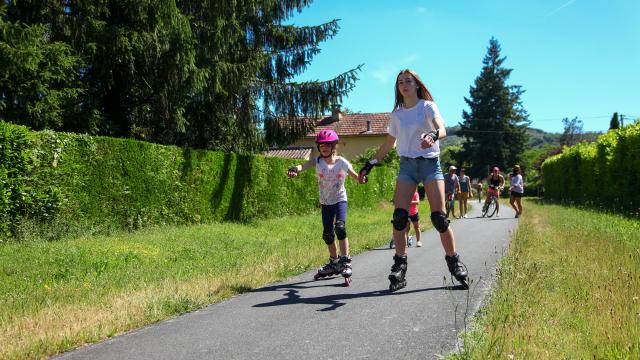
[609,112,620,130]
[179,0,362,151]
[458,38,530,178]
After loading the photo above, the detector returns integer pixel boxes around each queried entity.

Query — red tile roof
[305,113,390,138]
[263,147,312,160]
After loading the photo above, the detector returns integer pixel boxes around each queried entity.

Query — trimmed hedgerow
[0,122,397,240]
[541,122,640,214]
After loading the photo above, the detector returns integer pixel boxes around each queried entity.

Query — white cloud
[544,0,578,18]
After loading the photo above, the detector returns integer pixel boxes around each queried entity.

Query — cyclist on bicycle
[444,165,460,219]
[484,166,505,217]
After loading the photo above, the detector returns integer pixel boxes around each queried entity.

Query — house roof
[305,113,390,138]
[263,147,312,160]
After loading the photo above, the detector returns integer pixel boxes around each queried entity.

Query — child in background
[408,191,422,247]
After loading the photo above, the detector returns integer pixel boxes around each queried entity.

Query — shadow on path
[252,279,466,311]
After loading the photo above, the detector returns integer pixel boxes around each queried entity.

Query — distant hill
[443,126,601,149]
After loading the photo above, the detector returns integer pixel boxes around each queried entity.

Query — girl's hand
[420,131,438,148]
[287,167,299,178]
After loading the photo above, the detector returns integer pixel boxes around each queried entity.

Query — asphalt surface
[55,203,518,360]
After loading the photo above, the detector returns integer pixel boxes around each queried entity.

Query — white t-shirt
[510,174,524,193]
[388,99,443,158]
[316,156,354,205]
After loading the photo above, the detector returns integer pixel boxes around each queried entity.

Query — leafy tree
[3,1,361,152]
[559,117,583,146]
[458,38,530,179]
[610,112,620,130]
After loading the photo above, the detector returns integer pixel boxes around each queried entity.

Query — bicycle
[482,187,501,218]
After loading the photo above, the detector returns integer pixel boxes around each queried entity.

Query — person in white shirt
[508,164,524,218]
[358,69,469,291]
[287,129,362,286]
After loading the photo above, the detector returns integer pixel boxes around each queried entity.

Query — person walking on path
[287,129,362,286]
[444,166,460,219]
[358,69,469,291]
[458,168,473,218]
[509,165,524,218]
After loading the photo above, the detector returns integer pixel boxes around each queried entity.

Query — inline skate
[340,255,352,286]
[388,254,407,292]
[313,257,341,280]
[445,253,469,289]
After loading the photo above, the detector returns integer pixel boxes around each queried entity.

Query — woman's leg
[509,194,518,214]
[425,180,456,256]
[392,180,416,256]
[516,197,523,215]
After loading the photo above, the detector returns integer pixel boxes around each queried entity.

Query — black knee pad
[322,232,335,245]
[430,211,450,233]
[392,208,409,231]
[334,220,347,240]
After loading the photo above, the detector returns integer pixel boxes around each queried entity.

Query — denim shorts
[398,156,444,185]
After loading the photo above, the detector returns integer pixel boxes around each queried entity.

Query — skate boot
[445,253,469,289]
[339,255,353,286]
[408,236,414,247]
[388,254,408,292]
[314,257,341,280]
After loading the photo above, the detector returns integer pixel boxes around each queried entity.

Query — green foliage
[0,5,83,129]
[2,1,361,152]
[458,38,530,179]
[0,122,62,239]
[1,126,397,241]
[542,122,640,214]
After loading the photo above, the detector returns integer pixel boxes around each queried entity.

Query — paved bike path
[56,204,518,360]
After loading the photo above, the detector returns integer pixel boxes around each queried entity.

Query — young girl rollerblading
[359,69,469,291]
[287,129,362,286]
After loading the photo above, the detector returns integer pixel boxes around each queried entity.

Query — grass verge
[0,202,397,359]
[452,199,640,359]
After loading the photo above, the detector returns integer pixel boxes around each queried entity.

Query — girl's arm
[287,158,315,177]
[347,167,360,182]
[370,134,396,163]
[358,135,396,182]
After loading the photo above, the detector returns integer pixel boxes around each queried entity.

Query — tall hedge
[541,122,640,214]
[0,122,397,240]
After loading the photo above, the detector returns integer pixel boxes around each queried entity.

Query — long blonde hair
[393,69,434,111]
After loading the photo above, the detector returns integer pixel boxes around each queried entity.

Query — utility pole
[620,114,625,128]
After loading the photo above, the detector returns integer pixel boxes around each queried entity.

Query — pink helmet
[315,129,339,144]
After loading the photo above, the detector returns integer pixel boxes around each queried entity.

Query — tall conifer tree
[459,38,529,178]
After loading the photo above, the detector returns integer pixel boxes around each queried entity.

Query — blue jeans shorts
[398,156,444,185]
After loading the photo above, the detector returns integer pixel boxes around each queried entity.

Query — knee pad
[334,220,347,240]
[322,232,335,245]
[392,208,409,231]
[430,211,450,233]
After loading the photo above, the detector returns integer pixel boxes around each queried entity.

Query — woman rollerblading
[358,69,471,292]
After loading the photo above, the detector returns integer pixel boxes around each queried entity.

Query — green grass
[451,199,640,359]
[0,202,398,359]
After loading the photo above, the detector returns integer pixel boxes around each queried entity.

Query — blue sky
[288,0,640,133]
